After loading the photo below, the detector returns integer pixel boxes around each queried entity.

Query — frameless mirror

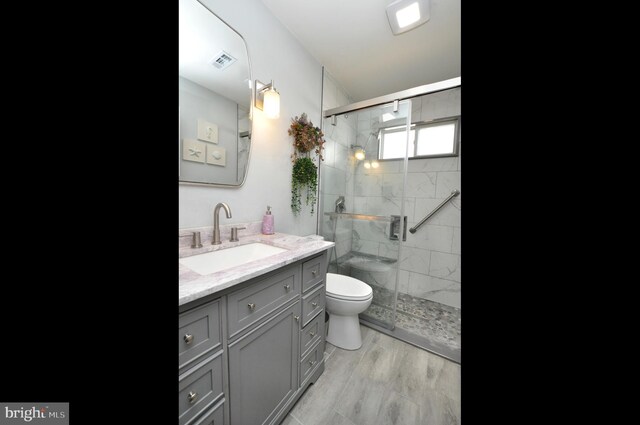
[179,0,252,186]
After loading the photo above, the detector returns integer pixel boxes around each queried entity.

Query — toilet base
[326,313,363,350]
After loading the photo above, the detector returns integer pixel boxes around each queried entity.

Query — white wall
[179,0,324,236]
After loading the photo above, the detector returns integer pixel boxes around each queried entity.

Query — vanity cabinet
[228,300,300,425]
[179,250,328,425]
[179,299,225,425]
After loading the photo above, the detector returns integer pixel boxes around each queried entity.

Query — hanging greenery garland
[291,157,318,214]
[288,113,325,215]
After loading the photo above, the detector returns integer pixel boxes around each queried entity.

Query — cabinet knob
[309,360,317,367]
[311,302,318,308]
[184,334,194,344]
[248,303,256,310]
[309,331,316,337]
[294,315,300,322]
[284,284,291,291]
[311,270,317,276]
[187,391,198,404]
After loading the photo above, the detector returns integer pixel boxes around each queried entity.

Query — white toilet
[325,273,373,350]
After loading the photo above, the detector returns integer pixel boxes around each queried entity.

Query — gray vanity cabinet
[228,300,300,425]
[179,297,225,425]
[179,250,329,425]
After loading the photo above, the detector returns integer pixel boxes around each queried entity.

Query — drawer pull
[311,270,317,276]
[248,303,256,310]
[309,331,316,337]
[284,284,291,291]
[184,334,194,344]
[294,315,300,322]
[309,360,317,367]
[187,391,198,404]
[311,302,318,308]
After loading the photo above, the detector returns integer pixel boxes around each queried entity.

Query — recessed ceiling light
[386,0,430,35]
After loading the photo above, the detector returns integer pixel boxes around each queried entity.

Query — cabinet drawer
[227,264,300,339]
[179,299,221,372]
[300,310,325,358]
[301,284,325,327]
[191,398,225,425]
[300,342,323,386]
[179,354,224,425]
[302,254,324,292]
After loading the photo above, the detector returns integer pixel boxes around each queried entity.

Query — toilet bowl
[325,273,373,350]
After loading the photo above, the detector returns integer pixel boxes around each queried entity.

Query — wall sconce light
[351,145,366,161]
[385,0,430,35]
[254,79,280,119]
[363,160,379,169]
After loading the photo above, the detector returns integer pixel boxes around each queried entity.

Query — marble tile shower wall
[352,88,461,308]
[320,71,355,260]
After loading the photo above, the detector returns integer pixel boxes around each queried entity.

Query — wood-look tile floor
[281,325,461,425]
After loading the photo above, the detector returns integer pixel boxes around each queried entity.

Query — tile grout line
[288,411,304,425]
[334,409,358,425]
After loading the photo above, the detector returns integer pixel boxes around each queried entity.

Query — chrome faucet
[212,202,232,245]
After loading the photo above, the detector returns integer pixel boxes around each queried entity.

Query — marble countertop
[179,232,334,306]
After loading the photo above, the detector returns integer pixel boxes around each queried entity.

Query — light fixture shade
[354,147,365,160]
[254,79,280,119]
[363,161,371,169]
[386,0,430,35]
[371,160,380,168]
[263,87,280,119]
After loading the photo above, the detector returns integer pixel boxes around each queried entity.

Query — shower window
[378,116,460,160]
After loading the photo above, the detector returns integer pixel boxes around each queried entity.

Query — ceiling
[261,0,460,103]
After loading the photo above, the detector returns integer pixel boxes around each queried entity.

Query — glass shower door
[320,100,412,330]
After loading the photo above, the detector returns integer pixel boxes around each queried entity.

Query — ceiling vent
[210,50,237,70]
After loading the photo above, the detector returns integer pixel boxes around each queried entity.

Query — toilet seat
[326,273,373,301]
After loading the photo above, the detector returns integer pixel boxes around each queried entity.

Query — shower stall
[318,78,461,363]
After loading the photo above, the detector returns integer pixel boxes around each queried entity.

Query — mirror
[179,0,252,187]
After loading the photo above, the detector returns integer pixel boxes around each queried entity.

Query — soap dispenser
[262,206,274,235]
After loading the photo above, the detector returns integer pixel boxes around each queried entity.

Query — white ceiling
[261,0,460,102]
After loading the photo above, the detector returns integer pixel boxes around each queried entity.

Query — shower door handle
[389,215,407,241]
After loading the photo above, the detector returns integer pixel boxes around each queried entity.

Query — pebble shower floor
[361,284,461,361]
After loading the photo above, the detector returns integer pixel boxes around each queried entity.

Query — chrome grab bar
[409,189,460,234]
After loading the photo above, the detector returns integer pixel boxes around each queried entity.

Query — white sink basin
[179,242,287,275]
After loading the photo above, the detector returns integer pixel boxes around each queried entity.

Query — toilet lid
[326,273,373,301]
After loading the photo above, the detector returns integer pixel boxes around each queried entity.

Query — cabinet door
[228,301,300,425]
